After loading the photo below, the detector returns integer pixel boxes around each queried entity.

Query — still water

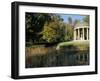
[26,48,89,68]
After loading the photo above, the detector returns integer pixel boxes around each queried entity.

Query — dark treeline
[25,13,66,46]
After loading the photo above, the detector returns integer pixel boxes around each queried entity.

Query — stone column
[88,28,89,40]
[87,28,89,40]
[78,28,79,40]
[83,28,84,40]
[74,29,76,40]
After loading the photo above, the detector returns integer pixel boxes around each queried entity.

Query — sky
[59,14,86,23]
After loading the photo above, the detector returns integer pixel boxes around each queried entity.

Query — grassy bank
[56,40,89,51]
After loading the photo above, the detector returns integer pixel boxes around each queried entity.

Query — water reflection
[26,48,89,68]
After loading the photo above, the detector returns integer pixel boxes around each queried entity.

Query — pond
[26,47,89,68]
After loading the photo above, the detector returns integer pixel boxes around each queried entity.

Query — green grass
[56,40,89,50]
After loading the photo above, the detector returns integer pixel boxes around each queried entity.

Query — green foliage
[68,17,72,25]
[83,16,89,25]
[40,21,65,43]
[25,13,84,46]
[67,17,79,28]
[26,13,53,44]
[65,17,80,41]
[26,13,66,45]
[64,24,73,41]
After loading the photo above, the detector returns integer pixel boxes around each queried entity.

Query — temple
[73,22,89,41]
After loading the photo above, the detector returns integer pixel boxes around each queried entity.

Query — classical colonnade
[74,26,89,40]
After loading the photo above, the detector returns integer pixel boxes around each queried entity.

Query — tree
[40,20,65,43]
[68,17,79,28]
[64,24,73,41]
[65,17,80,41]
[83,16,89,25]
[26,13,65,45]
[68,17,72,25]
[26,13,56,45]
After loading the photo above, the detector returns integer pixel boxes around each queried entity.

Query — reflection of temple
[74,23,89,40]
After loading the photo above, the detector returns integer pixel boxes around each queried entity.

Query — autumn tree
[40,17,65,43]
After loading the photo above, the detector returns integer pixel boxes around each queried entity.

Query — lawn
[56,40,89,51]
